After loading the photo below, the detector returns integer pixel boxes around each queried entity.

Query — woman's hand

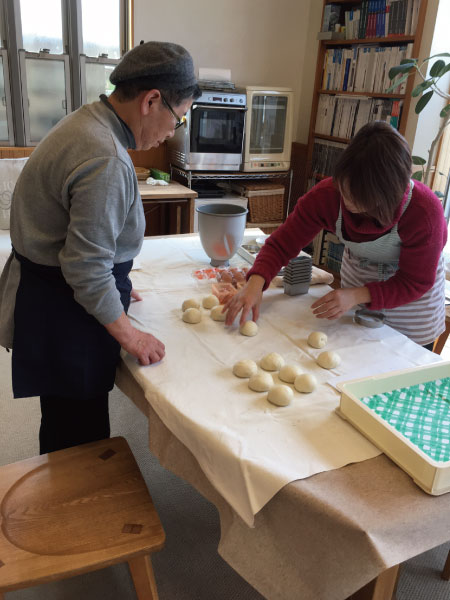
[224,274,265,326]
[311,286,371,320]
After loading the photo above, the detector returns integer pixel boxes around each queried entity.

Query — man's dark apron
[12,249,132,399]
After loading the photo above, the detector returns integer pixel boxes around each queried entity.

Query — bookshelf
[306,0,428,273]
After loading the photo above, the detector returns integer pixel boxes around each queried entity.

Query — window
[0,0,131,146]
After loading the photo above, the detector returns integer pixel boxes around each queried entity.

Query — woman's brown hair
[333,121,412,226]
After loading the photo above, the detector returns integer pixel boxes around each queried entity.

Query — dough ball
[210,305,226,321]
[279,364,302,383]
[203,294,220,309]
[317,350,341,370]
[182,298,200,311]
[294,373,317,393]
[267,384,293,407]
[307,331,328,349]
[248,372,273,392]
[260,352,285,372]
[233,359,258,378]
[240,321,258,337]
[182,307,201,324]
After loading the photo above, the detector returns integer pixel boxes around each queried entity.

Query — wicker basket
[228,182,285,223]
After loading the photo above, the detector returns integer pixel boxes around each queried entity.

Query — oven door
[189,103,246,170]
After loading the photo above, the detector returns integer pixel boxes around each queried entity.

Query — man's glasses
[161,95,186,130]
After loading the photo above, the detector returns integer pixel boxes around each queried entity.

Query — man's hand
[105,311,165,365]
[131,288,143,302]
[311,286,371,320]
[224,274,265,326]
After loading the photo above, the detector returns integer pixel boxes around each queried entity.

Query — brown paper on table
[116,360,450,600]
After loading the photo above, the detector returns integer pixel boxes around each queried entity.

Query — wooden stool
[0,437,165,599]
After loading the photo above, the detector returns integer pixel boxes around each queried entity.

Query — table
[116,233,450,600]
[138,181,197,235]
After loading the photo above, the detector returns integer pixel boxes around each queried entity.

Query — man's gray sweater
[0,99,145,348]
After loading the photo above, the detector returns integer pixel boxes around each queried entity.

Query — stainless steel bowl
[196,203,248,267]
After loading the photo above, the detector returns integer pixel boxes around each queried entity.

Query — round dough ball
[267,384,293,407]
[307,331,328,349]
[210,305,226,321]
[317,350,341,370]
[279,364,302,383]
[202,294,220,309]
[248,372,273,392]
[233,359,258,378]
[182,307,201,324]
[240,321,258,337]
[182,298,200,311]
[294,373,317,393]
[260,352,285,372]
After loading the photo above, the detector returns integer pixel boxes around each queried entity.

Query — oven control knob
[223,98,228,101]
[230,98,234,102]
[239,99,243,103]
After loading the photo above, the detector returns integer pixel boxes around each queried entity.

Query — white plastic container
[337,361,450,495]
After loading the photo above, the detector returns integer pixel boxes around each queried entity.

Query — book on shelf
[311,138,347,178]
[314,94,403,139]
[322,0,421,40]
[320,232,345,273]
[321,43,413,94]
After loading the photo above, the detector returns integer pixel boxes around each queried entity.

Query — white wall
[409,0,449,161]
[134,0,314,143]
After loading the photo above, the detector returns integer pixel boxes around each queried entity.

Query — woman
[225,121,447,350]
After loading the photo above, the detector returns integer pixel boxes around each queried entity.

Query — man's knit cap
[110,41,197,89]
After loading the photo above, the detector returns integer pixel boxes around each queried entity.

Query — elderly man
[0,41,200,454]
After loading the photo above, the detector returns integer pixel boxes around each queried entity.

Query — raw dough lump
[248,372,273,392]
[182,307,201,324]
[278,364,302,383]
[260,352,285,372]
[294,373,317,393]
[317,350,341,369]
[307,331,328,349]
[267,384,293,407]
[233,359,258,378]
[182,298,200,311]
[210,305,226,321]
[203,294,220,309]
[240,321,258,337]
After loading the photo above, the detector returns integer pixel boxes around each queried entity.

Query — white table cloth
[123,232,440,526]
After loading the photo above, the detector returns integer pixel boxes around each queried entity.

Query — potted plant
[387,53,450,198]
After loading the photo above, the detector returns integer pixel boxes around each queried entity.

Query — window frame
[0,48,15,145]
[0,0,132,146]
[19,49,72,146]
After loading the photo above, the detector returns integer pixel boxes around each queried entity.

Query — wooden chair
[433,305,450,355]
[0,436,165,599]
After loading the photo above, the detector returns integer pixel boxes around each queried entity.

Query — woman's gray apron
[335,181,445,345]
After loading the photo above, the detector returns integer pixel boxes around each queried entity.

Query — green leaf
[400,58,418,65]
[415,91,433,114]
[423,53,450,61]
[435,191,445,199]
[385,73,410,93]
[411,80,433,97]
[440,104,450,118]
[430,60,446,77]
[412,155,427,165]
[388,63,415,79]
[412,171,423,181]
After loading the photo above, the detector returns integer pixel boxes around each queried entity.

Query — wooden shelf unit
[306,0,428,272]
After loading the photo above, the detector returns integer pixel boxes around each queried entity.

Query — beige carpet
[0,348,449,599]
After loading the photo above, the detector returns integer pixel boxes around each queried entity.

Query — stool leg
[441,549,450,580]
[128,554,159,600]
